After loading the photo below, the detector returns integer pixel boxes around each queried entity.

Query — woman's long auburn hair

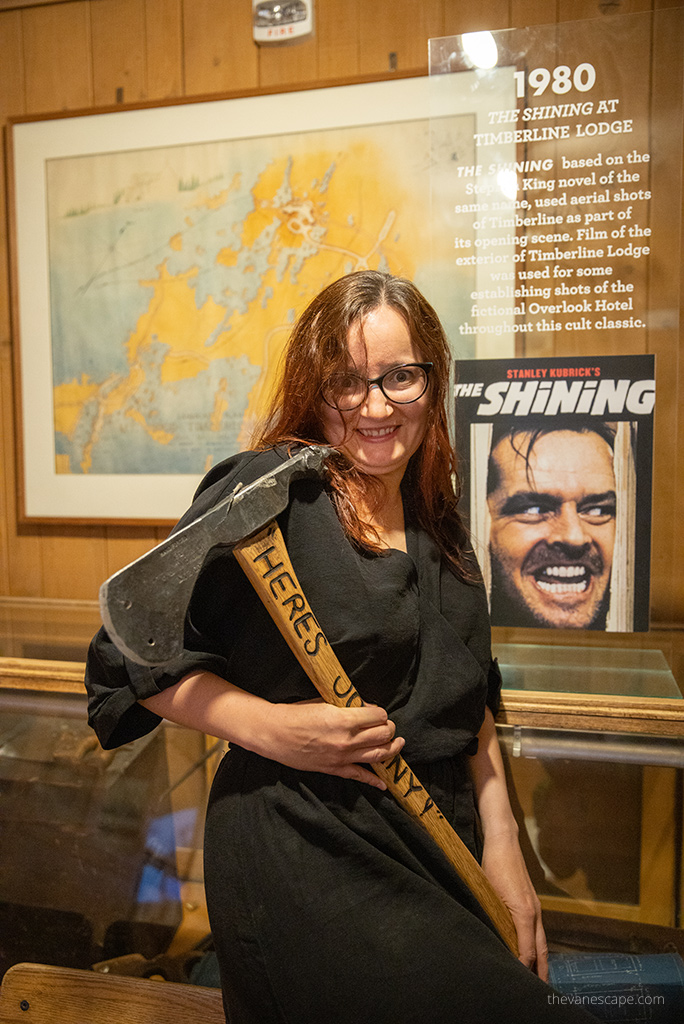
[254,270,474,578]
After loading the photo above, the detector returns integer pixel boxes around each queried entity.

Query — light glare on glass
[462,32,498,69]
[497,168,518,201]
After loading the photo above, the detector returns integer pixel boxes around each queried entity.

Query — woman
[86,271,595,1023]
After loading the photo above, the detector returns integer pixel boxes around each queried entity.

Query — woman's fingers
[534,918,549,982]
[352,733,405,764]
[345,704,394,731]
[514,909,548,979]
[513,912,539,972]
[348,716,397,751]
[330,708,405,766]
[292,699,398,753]
[268,701,404,785]
[338,763,388,790]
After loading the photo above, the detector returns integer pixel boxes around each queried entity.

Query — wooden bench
[0,962,225,1024]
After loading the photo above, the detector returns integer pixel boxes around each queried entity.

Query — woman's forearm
[469,705,548,977]
[469,706,518,839]
[140,671,275,751]
[139,672,404,788]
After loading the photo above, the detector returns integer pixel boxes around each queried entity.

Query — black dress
[86,448,596,1024]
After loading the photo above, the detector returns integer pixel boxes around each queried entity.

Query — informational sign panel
[429,10,683,359]
[455,355,655,632]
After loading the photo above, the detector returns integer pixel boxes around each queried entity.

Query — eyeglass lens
[323,364,429,410]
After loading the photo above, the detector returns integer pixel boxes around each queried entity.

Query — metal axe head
[99,445,332,666]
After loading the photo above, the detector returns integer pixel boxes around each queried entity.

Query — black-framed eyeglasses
[321,362,433,412]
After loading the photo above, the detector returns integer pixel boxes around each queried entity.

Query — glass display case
[0,597,682,976]
[0,685,218,977]
[495,644,681,699]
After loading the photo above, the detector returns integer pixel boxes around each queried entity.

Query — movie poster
[455,355,654,632]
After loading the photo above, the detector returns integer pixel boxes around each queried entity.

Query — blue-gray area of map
[46,118,471,476]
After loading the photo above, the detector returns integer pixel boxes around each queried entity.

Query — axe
[100,446,518,956]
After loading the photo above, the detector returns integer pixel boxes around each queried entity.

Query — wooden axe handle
[233,521,519,956]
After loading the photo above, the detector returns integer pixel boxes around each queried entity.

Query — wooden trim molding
[0,1,105,10]
[0,657,85,692]
[498,689,684,738]
[0,656,683,737]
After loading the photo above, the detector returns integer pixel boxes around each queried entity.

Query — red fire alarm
[252,1,314,45]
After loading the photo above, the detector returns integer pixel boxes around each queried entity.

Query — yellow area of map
[53,136,426,473]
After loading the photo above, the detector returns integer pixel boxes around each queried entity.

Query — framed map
[10,75,481,523]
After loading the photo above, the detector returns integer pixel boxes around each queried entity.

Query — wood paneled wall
[0,0,681,631]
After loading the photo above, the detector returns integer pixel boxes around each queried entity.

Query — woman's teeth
[358,426,397,437]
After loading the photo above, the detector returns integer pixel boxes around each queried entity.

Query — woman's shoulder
[174,448,291,532]
[195,447,288,498]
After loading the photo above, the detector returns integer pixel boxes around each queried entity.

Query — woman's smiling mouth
[357,425,399,439]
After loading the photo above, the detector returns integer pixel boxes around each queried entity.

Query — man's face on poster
[487,429,616,629]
